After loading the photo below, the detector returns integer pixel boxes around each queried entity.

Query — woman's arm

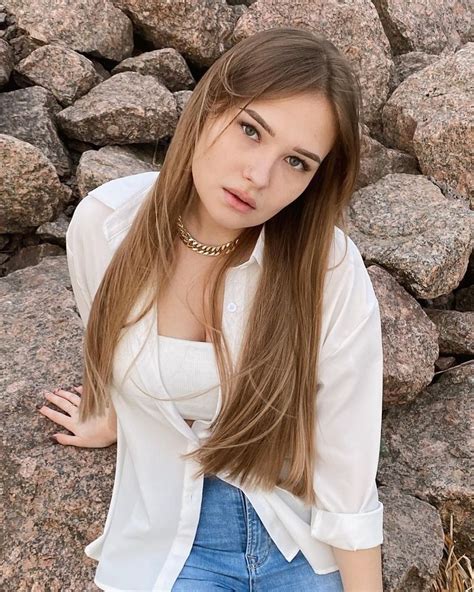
[332,545,383,592]
[310,256,385,582]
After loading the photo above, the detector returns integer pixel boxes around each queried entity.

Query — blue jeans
[172,475,344,591]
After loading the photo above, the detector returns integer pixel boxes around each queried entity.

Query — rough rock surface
[3,0,133,61]
[5,33,44,64]
[35,213,70,248]
[347,174,474,299]
[174,90,193,117]
[14,44,105,106]
[56,72,178,146]
[0,38,13,86]
[76,145,160,197]
[423,309,474,355]
[378,364,474,558]
[383,43,474,202]
[378,487,444,592]
[111,47,195,92]
[0,86,71,176]
[357,129,418,190]
[232,0,393,132]
[372,0,472,54]
[0,134,71,233]
[2,243,65,274]
[390,51,438,92]
[368,265,439,407]
[111,0,238,66]
[0,256,115,590]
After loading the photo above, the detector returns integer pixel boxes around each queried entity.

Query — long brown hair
[78,27,361,505]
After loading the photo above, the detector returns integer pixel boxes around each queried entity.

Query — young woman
[38,28,384,591]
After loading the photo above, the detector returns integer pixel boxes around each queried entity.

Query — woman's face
[191,93,338,235]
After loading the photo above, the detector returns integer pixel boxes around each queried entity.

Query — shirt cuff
[310,501,384,551]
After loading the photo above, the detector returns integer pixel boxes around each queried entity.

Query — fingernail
[49,435,58,444]
[36,403,43,409]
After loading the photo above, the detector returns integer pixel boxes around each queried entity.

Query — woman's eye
[240,122,259,140]
[286,155,309,171]
[239,121,310,172]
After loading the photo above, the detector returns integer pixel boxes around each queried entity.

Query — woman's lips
[223,188,255,213]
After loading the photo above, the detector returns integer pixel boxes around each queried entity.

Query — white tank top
[157,334,220,421]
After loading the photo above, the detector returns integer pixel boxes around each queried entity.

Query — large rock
[1,256,115,589]
[378,487,444,592]
[76,145,161,197]
[111,48,195,92]
[111,0,238,66]
[357,128,418,190]
[347,174,474,299]
[372,0,472,54]
[0,86,71,176]
[56,72,178,145]
[423,309,474,355]
[14,44,105,107]
[378,364,474,558]
[383,43,474,203]
[3,0,133,61]
[0,38,13,87]
[0,134,71,234]
[368,265,439,407]
[232,0,393,132]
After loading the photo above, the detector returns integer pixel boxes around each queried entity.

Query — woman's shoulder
[321,225,379,340]
[67,171,160,249]
[86,170,160,211]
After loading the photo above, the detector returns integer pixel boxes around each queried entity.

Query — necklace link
[177,216,240,256]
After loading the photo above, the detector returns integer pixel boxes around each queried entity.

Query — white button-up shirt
[66,171,384,592]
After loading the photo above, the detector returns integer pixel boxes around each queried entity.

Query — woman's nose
[242,158,273,189]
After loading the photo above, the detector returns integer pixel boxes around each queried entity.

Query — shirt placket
[153,264,254,591]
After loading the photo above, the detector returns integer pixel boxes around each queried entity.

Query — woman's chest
[157,250,224,343]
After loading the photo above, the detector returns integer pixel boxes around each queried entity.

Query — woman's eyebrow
[242,107,322,164]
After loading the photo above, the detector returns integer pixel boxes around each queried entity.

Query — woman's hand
[37,386,117,448]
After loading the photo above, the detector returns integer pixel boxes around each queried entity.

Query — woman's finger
[44,390,79,415]
[54,388,81,407]
[38,405,74,433]
[72,385,83,395]
[53,432,82,447]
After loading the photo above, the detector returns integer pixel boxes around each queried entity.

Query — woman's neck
[182,205,243,247]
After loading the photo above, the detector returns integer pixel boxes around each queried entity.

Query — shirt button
[227,302,237,313]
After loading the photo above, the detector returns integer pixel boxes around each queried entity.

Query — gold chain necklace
[176,215,240,257]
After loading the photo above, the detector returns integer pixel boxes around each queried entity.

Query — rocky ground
[0,1,472,590]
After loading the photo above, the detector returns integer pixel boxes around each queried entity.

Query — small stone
[0,85,71,176]
[347,174,473,299]
[76,145,161,197]
[423,309,474,355]
[3,0,133,61]
[112,48,195,92]
[56,72,178,146]
[0,134,71,233]
[14,44,105,106]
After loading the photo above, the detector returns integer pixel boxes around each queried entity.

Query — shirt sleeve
[310,251,384,551]
[65,195,115,328]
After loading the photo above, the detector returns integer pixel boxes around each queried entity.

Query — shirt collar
[236,223,264,269]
